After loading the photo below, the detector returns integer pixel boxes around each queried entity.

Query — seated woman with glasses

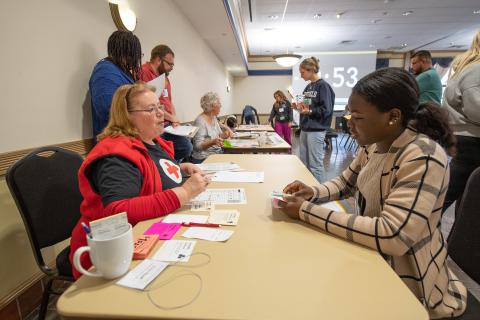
[278,68,467,319]
[69,83,209,279]
[191,92,233,163]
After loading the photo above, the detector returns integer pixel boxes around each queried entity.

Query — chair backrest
[447,166,480,284]
[6,147,83,275]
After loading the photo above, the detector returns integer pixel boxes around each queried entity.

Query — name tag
[279,107,284,112]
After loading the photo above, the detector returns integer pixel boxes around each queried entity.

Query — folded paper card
[143,222,181,240]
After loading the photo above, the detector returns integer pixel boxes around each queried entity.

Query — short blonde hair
[300,56,320,73]
[200,92,220,112]
[97,83,156,141]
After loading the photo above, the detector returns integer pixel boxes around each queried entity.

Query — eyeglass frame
[128,103,165,114]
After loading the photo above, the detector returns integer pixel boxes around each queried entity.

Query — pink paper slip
[143,222,181,240]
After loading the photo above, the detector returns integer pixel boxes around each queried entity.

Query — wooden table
[57,154,428,320]
[236,124,275,132]
[223,132,291,154]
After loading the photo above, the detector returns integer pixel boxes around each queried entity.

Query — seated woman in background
[191,92,233,163]
[268,90,293,144]
[70,83,209,279]
[278,68,467,319]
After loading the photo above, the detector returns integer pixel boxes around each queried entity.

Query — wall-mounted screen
[291,51,377,111]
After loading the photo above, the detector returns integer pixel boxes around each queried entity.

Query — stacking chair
[6,147,83,320]
[324,129,338,150]
[447,167,480,319]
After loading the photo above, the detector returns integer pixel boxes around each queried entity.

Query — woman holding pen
[70,83,209,279]
[191,92,233,163]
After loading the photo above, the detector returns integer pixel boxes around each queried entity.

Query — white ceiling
[174,0,480,73]
[242,0,480,54]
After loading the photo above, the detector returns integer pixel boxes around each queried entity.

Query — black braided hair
[107,30,142,81]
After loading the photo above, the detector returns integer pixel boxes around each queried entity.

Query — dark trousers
[245,115,256,124]
[161,132,193,162]
[443,135,480,212]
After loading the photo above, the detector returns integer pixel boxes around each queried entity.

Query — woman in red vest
[69,83,209,279]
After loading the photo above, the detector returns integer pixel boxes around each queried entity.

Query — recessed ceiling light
[371,19,382,23]
[264,27,275,31]
[369,44,375,48]
[402,43,408,47]
[474,10,480,14]
[313,13,322,19]
[402,10,413,16]
[265,50,271,53]
[295,46,302,48]
[268,15,279,20]
[336,11,345,19]
[384,35,392,39]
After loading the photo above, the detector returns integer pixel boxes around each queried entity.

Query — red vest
[70,135,175,278]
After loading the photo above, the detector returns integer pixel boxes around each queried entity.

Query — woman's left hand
[277,194,304,220]
[180,163,204,176]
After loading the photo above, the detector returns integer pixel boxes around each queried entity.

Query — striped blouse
[299,128,467,319]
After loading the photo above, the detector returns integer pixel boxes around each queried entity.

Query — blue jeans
[299,130,326,182]
[161,132,193,162]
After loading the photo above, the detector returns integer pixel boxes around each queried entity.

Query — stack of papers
[208,209,240,225]
[152,240,196,262]
[163,125,198,138]
[211,171,264,183]
[196,162,240,172]
[147,74,166,98]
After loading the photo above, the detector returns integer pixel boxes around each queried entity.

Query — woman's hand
[180,163,203,176]
[277,194,304,220]
[210,137,224,147]
[220,128,233,139]
[283,180,314,200]
[182,172,210,198]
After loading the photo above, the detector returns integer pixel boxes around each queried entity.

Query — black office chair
[6,147,83,320]
[447,167,480,319]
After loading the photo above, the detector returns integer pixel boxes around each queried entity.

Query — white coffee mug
[73,224,133,279]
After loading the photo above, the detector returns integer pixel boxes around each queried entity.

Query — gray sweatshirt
[442,63,480,138]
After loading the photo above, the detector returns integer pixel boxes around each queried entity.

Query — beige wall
[233,75,291,116]
[0,0,232,304]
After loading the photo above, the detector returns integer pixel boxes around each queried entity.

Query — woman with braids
[278,68,467,319]
[89,30,142,139]
[442,30,480,212]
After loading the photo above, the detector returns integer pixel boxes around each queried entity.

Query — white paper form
[208,209,240,226]
[162,214,208,224]
[89,212,128,240]
[195,162,240,172]
[163,125,198,138]
[191,188,247,204]
[117,259,169,290]
[211,171,264,183]
[152,240,196,262]
[320,201,346,213]
[182,227,234,242]
[147,74,166,98]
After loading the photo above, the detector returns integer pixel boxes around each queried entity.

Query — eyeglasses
[162,59,174,67]
[129,104,164,114]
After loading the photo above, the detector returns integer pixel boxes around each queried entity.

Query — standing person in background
[140,45,193,162]
[89,30,142,139]
[410,50,443,104]
[442,31,480,212]
[269,90,293,145]
[241,105,260,124]
[294,57,335,182]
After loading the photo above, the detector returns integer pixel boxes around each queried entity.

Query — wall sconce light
[109,2,137,32]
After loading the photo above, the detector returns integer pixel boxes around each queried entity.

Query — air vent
[339,40,356,45]
[448,45,465,49]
